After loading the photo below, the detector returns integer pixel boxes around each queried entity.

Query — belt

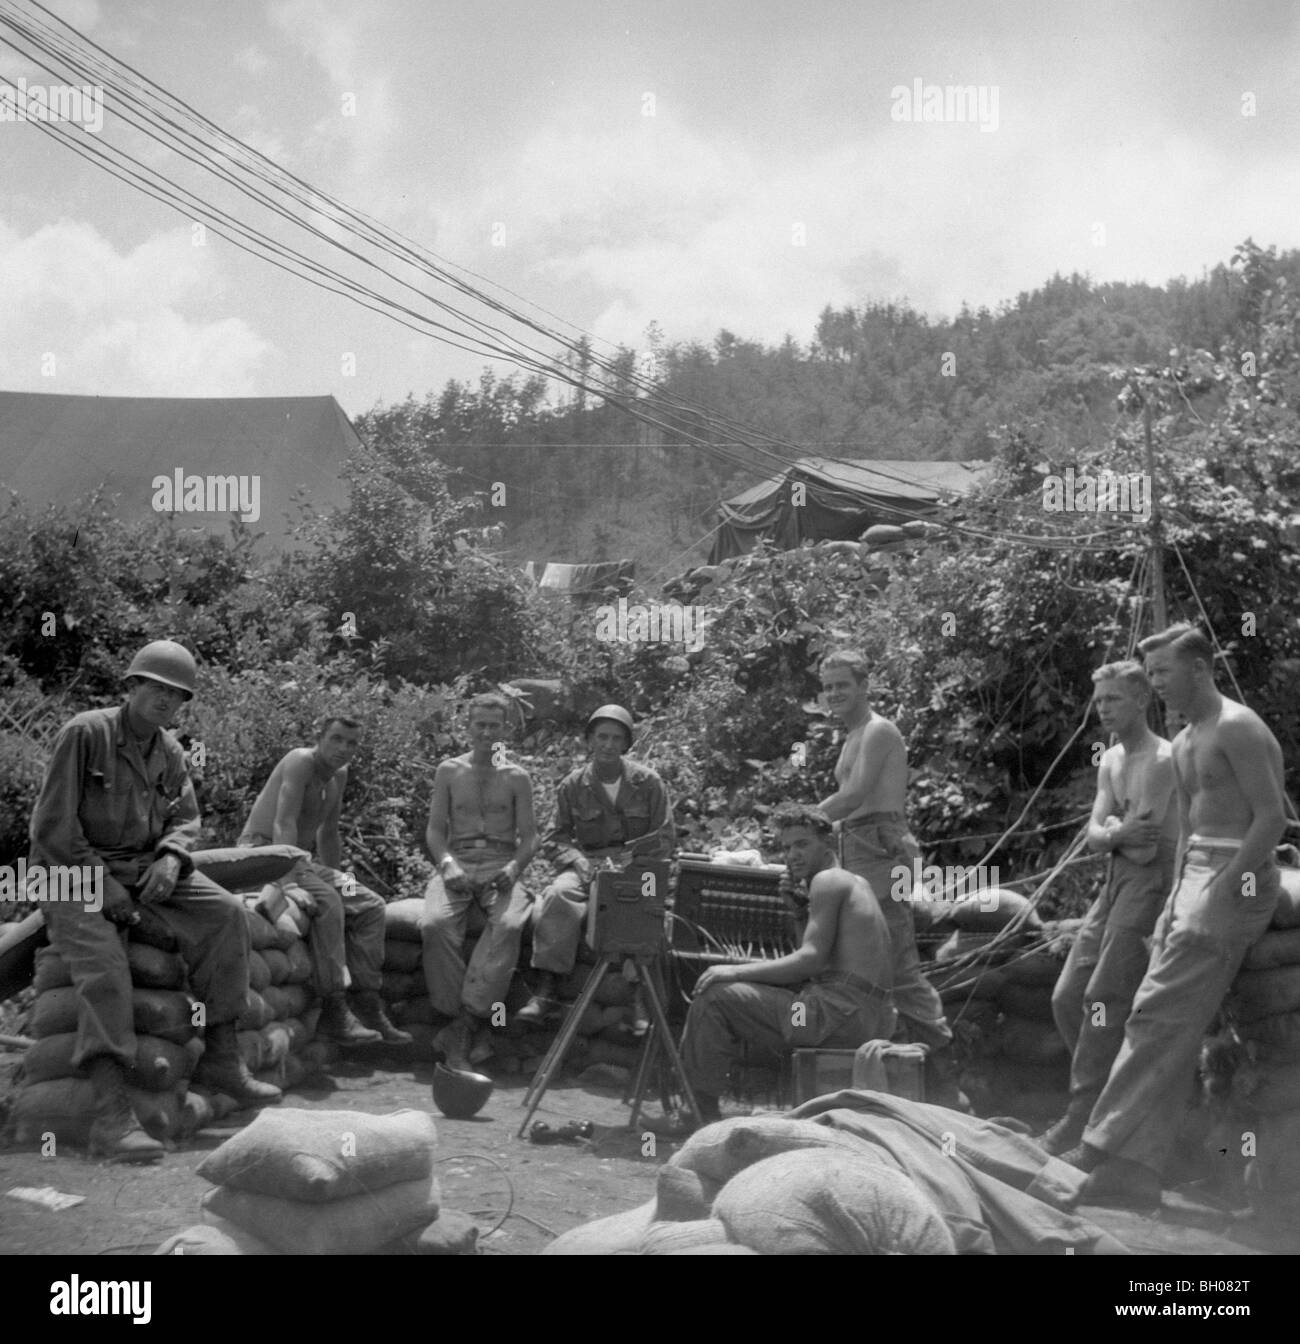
[842,812,907,830]
[450,836,515,853]
[1186,834,1243,851]
[809,970,892,1000]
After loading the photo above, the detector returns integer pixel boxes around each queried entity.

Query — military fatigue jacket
[543,759,674,871]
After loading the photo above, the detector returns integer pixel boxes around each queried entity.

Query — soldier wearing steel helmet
[28,640,280,1164]
[516,705,675,1023]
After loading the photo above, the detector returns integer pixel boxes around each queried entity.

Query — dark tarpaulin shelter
[0,390,360,546]
[710,456,991,563]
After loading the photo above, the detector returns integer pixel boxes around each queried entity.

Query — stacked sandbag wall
[1222,869,1300,1223]
[6,894,326,1147]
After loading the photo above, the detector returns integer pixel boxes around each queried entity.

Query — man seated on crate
[420,693,539,1070]
[237,716,410,1047]
[1038,658,1177,1157]
[646,804,896,1136]
[29,640,279,1164]
[516,704,675,1024]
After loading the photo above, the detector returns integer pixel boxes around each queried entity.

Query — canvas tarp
[521,559,634,598]
[710,456,991,563]
[0,391,360,546]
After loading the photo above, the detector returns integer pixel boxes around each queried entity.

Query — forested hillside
[356,240,1300,576]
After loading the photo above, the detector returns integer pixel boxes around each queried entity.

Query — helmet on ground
[124,640,198,699]
[585,704,634,748]
[432,1063,494,1119]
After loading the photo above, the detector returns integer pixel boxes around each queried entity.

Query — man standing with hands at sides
[239,717,409,1047]
[1040,660,1177,1156]
[815,649,961,1108]
[421,694,538,1070]
[1064,625,1286,1207]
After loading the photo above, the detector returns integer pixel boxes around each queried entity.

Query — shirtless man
[653,804,896,1133]
[1064,625,1286,1207]
[239,716,409,1046]
[420,694,538,1070]
[815,648,960,1106]
[1041,660,1177,1155]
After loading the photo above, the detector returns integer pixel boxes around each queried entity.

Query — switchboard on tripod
[585,861,670,957]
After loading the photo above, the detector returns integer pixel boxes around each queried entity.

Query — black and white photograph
[1,0,1298,1291]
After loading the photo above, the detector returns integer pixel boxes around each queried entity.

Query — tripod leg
[630,961,701,1131]
[517,957,611,1138]
[626,1020,658,1119]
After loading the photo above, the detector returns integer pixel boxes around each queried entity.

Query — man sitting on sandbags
[1039,659,1176,1155]
[420,693,539,1068]
[646,804,897,1136]
[517,704,675,1023]
[29,640,280,1164]
[238,716,409,1046]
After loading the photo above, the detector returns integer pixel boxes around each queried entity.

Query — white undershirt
[599,779,620,804]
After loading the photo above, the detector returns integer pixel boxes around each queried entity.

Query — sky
[1,0,1298,419]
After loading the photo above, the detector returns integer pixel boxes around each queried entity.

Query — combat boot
[516,972,561,1024]
[86,1057,164,1164]
[351,990,413,1045]
[317,993,382,1046]
[195,1021,283,1105]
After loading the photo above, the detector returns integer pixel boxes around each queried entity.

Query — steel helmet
[123,640,198,699]
[431,1063,494,1119]
[585,704,634,748]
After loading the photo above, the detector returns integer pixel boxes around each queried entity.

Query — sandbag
[997,982,1057,1022]
[243,903,281,952]
[1271,868,1300,929]
[259,1022,293,1070]
[1243,927,1300,971]
[282,1017,310,1051]
[154,1216,279,1255]
[1239,1009,1300,1060]
[260,948,291,985]
[594,970,637,1009]
[191,845,309,891]
[28,986,195,1044]
[129,906,179,951]
[32,945,73,993]
[274,906,312,947]
[387,1209,479,1255]
[997,1014,1069,1066]
[931,964,1006,1001]
[21,1033,196,1091]
[713,1149,956,1255]
[1229,966,1300,1023]
[284,940,313,985]
[237,990,275,1032]
[541,1199,656,1254]
[384,898,425,943]
[299,1039,340,1072]
[948,888,1040,934]
[203,1172,441,1255]
[237,1031,265,1073]
[126,941,187,990]
[248,951,271,994]
[199,1106,439,1203]
[381,971,424,1003]
[261,983,310,1020]
[384,939,423,974]
[7,1078,186,1145]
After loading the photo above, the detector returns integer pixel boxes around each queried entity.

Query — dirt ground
[0,1044,1295,1256]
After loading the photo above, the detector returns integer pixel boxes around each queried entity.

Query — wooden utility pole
[1143,399,1167,632]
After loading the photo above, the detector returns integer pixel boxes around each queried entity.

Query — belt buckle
[471,838,487,850]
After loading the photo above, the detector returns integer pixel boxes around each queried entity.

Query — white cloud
[234,45,270,77]
[0,218,273,394]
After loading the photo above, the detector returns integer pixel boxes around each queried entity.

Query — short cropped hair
[1138,623,1215,667]
[1091,659,1151,698]
[318,715,362,739]
[819,649,870,682]
[770,804,835,838]
[467,693,513,721]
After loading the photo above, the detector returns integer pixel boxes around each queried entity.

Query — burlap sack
[154,1216,278,1255]
[248,951,271,994]
[260,948,291,985]
[28,986,195,1044]
[191,846,308,891]
[126,942,187,990]
[712,1149,956,1255]
[384,898,425,943]
[202,1172,440,1255]
[1230,966,1300,1023]
[21,1032,196,1092]
[243,903,281,952]
[7,1078,186,1145]
[283,940,313,985]
[381,971,424,1003]
[31,945,73,993]
[237,989,275,1031]
[261,984,309,1020]
[383,939,423,974]
[197,1106,438,1203]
